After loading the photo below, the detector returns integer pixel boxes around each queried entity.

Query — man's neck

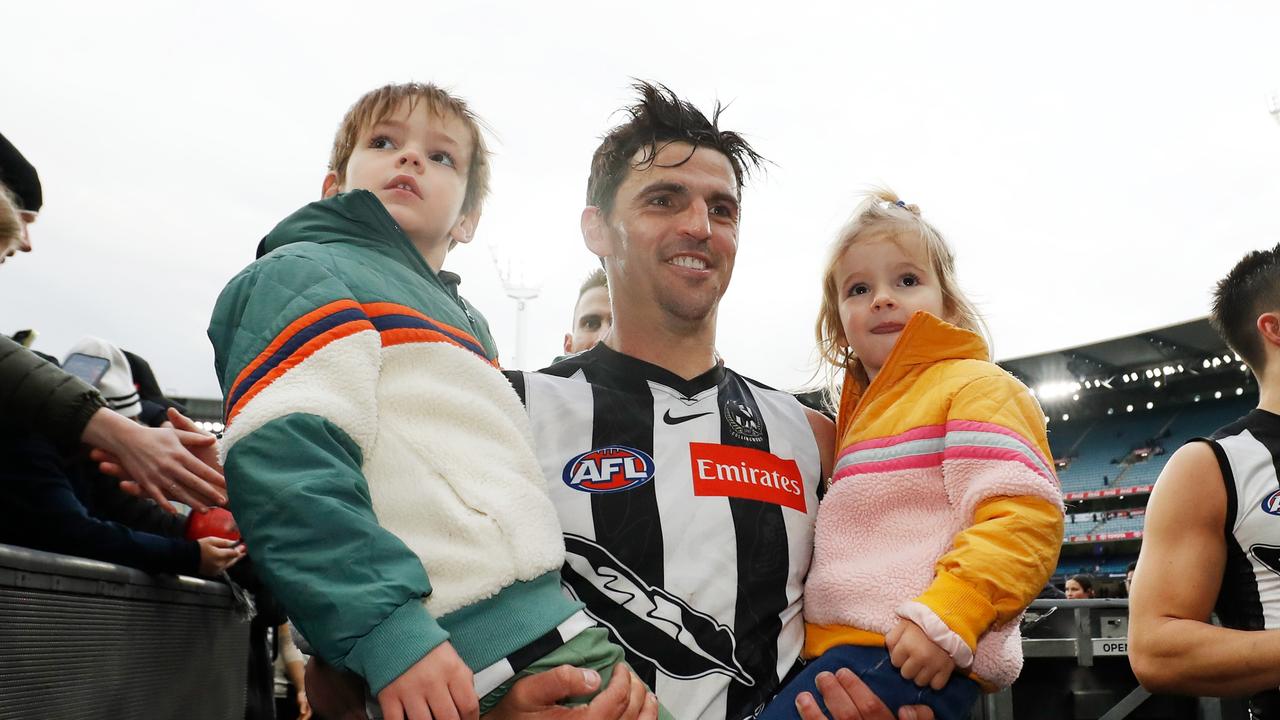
[1258,372,1280,416]
[606,308,719,381]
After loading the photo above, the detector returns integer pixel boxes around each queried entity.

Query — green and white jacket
[208,190,576,694]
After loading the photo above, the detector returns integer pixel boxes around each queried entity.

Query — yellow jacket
[803,311,1063,690]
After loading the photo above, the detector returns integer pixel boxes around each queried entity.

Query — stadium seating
[1050,396,1254,495]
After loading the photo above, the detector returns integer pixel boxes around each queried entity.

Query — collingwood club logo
[724,399,763,442]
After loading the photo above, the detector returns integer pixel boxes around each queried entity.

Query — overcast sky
[4,1,1280,399]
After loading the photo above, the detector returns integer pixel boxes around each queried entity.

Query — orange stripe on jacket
[362,302,483,350]
[228,299,364,400]
[227,320,374,423]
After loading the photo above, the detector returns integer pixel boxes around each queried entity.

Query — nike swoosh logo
[664,409,712,425]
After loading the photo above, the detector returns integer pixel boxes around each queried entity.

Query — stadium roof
[999,316,1230,388]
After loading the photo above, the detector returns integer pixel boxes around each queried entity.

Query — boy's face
[324,100,475,262]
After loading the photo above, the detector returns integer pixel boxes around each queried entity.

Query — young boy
[1129,243,1280,717]
[208,84,660,720]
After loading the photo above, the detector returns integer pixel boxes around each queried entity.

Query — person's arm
[0,334,104,450]
[891,375,1064,679]
[280,624,313,720]
[209,253,453,700]
[0,431,205,575]
[1129,441,1280,695]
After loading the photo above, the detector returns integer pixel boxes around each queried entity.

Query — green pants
[480,628,674,719]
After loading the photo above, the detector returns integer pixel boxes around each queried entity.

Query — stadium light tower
[489,244,541,370]
[1270,92,1280,127]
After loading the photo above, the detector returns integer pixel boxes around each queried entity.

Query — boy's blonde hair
[328,82,491,217]
[815,187,989,384]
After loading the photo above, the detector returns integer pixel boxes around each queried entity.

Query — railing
[973,599,1247,720]
[0,544,249,720]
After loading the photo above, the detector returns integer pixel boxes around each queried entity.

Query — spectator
[0,131,39,259]
[562,268,612,355]
[0,132,224,510]
[124,349,189,427]
[1065,574,1095,599]
[1124,561,1136,597]
[0,184,21,260]
[0,336,243,576]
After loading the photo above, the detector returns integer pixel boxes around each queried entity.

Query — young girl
[761,190,1063,719]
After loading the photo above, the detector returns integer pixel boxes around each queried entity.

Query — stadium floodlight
[1126,404,1134,412]
[1107,408,1115,415]
[1212,358,1222,368]
[1146,401,1154,410]
[1223,354,1233,363]
[1237,387,1245,395]
[1194,395,1201,402]
[1035,381,1079,401]
[1235,352,1242,362]
[1215,391,1223,399]
[1062,413,1070,421]
[1154,380,1161,388]
[489,243,542,370]
[1072,393,1080,401]
[1177,364,1184,373]
[1203,359,1212,369]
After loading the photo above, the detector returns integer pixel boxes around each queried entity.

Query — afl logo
[1262,489,1280,516]
[563,446,656,494]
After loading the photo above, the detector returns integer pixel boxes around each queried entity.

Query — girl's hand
[197,536,245,576]
[885,619,956,690]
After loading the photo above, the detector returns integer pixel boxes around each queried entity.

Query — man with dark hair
[1130,243,1280,717]
[501,82,929,720]
[564,269,612,355]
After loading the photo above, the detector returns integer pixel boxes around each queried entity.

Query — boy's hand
[197,536,245,576]
[378,641,478,720]
[885,619,956,690]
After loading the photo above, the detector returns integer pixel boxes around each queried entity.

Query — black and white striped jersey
[1201,408,1280,716]
[508,343,821,720]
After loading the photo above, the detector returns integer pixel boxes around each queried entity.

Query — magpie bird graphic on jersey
[562,534,754,686]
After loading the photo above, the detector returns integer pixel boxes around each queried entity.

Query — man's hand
[83,407,226,512]
[885,620,955,690]
[196,536,245,576]
[483,663,657,720]
[378,642,478,720]
[796,668,934,720]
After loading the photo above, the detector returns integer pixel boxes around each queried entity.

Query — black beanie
[0,132,42,213]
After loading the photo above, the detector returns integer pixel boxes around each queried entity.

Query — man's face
[564,285,612,354]
[587,142,740,329]
[323,99,474,254]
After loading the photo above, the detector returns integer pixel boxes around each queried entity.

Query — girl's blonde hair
[815,187,989,397]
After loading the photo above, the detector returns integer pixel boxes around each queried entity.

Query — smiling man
[501,83,933,720]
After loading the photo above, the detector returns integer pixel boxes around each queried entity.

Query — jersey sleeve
[209,252,447,694]
[896,373,1064,666]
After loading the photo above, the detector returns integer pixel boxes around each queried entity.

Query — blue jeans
[759,645,978,720]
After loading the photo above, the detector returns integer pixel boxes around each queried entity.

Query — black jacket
[0,336,105,452]
[0,430,200,575]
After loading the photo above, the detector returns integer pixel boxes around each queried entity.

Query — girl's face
[835,230,946,380]
[1065,579,1091,599]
